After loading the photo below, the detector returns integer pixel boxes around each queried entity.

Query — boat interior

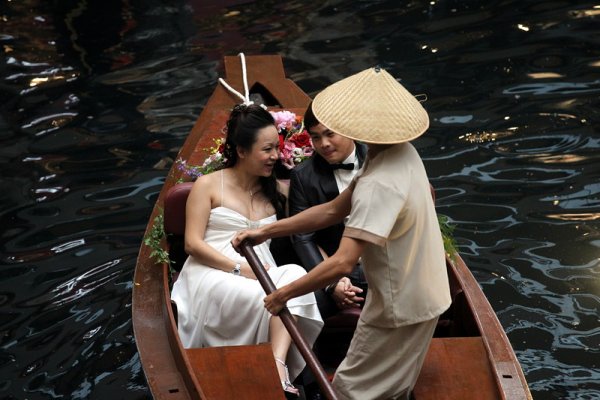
[162,182,505,400]
[133,55,529,399]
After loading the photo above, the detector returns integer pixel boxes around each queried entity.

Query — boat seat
[163,183,466,336]
[163,182,361,335]
[413,337,500,400]
[186,343,285,400]
[164,182,194,271]
[163,183,470,337]
[322,307,361,331]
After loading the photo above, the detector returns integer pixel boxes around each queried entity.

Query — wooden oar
[239,240,339,400]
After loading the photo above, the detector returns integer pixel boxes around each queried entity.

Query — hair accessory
[312,67,429,144]
[218,53,268,110]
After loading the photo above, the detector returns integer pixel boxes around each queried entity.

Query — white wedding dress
[171,206,323,381]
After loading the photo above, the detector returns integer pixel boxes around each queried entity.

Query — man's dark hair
[303,101,319,131]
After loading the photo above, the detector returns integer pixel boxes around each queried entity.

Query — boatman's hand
[231,227,267,254]
[264,289,286,315]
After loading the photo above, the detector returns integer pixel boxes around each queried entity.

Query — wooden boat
[132,55,532,400]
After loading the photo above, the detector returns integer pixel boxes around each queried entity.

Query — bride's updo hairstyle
[223,104,286,218]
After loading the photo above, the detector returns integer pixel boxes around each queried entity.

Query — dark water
[1,1,598,399]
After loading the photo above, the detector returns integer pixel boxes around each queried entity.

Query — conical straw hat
[312,68,429,144]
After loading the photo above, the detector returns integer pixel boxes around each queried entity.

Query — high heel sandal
[275,358,300,397]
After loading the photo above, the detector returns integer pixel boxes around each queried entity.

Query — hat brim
[312,68,430,144]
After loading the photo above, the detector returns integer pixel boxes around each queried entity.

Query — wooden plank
[161,264,205,399]
[449,256,531,399]
[148,372,193,399]
[186,344,285,400]
[134,243,202,399]
[413,337,500,400]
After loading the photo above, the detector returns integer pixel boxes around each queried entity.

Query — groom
[288,103,368,319]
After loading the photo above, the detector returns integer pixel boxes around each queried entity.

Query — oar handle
[239,240,339,400]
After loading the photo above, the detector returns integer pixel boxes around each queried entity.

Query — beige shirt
[344,143,451,328]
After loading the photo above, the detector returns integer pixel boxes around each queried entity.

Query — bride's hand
[240,262,257,280]
[240,262,270,279]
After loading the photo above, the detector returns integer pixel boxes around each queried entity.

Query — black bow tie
[329,162,354,170]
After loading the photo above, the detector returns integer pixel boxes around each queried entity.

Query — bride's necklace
[248,185,260,199]
[231,171,259,200]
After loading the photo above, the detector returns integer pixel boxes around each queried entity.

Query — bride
[171,104,323,396]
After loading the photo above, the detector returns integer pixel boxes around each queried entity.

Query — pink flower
[270,110,297,131]
[280,141,294,159]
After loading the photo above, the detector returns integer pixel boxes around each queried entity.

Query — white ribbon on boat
[218,53,268,109]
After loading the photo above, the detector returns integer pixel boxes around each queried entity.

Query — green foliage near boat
[144,211,172,268]
[438,214,458,260]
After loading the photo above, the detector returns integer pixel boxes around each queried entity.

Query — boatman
[233,67,451,400]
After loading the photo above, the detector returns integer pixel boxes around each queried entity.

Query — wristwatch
[231,263,241,276]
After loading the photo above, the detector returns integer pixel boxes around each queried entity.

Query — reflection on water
[1,0,599,399]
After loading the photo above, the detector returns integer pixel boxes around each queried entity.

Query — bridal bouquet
[270,110,313,169]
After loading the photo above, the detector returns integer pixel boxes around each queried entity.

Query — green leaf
[143,209,172,267]
[438,214,458,261]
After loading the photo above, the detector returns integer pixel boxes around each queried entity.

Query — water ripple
[1,1,599,399]
[23,259,123,310]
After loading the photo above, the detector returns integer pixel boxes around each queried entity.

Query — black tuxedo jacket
[288,143,368,271]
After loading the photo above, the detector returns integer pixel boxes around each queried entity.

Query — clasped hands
[331,277,364,309]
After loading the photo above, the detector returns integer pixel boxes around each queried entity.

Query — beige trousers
[332,316,438,400]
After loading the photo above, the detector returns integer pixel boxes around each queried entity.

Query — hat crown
[312,68,429,144]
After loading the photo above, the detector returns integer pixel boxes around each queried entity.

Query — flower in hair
[173,111,314,180]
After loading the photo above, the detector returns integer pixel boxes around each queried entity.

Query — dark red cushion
[164,182,194,235]
[323,307,361,330]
